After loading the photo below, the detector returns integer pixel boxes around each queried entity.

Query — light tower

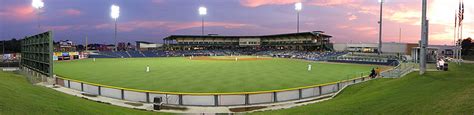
[199,6,207,36]
[110,4,120,51]
[378,0,384,55]
[32,0,44,31]
[295,2,302,33]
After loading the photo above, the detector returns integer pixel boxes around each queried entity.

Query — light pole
[295,2,302,33]
[199,6,207,36]
[2,40,4,55]
[32,0,44,31]
[110,4,120,51]
[399,27,402,60]
[419,0,428,75]
[378,0,384,55]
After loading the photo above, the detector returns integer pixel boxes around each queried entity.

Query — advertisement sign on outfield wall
[54,52,62,56]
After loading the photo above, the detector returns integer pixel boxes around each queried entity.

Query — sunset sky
[0,0,472,45]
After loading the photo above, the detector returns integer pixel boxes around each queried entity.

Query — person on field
[307,64,312,71]
[439,59,444,70]
[370,68,376,78]
[375,67,381,78]
[146,65,150,72]
[436,58,441,70]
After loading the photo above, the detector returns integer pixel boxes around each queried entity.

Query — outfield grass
[0,71,165,115]
[254,63,474,114]
[54,57,377,93]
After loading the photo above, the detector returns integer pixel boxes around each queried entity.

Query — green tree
[461,37,472,56]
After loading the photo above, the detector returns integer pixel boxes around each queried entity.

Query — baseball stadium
[1,0,474,114]
[52,31,393,107]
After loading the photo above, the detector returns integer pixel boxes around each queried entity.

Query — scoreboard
[21,31,53,77]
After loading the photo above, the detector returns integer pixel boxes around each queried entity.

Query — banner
[54,52,62,56]
[53,56,58,61]
[62,52,69,57]
[70,52,79,55]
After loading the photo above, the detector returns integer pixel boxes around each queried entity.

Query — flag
[455,11,458,29]
[461,0,464,21]
[458,1,463,26]
[457,0,464,26]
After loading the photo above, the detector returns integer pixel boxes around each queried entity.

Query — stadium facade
[163,31,332,51]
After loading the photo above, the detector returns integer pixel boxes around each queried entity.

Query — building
[333,42,419,55]
[334,42,456,58]
[55,40,77,52]
[163,31,332,51]
[136,41,163,51]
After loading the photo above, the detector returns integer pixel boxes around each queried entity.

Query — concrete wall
[56,76,372,106]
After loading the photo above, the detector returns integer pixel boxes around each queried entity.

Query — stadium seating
[88,50,349,62]
[142,51,158,57]
[128,51,145,57]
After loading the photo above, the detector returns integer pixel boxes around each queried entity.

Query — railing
[327,56,398,66]
[380,62,415,78]
[55,74,374,106]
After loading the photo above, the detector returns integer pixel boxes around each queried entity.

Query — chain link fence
[380,61,416,78]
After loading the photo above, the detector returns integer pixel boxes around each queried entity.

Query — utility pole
[399,27,402,60]
[419,0,428,75]
[114,19,117,51]
[297,11,300,33]
[85,36,88,52]
[2,40,4,55]
[378,0,384,55]
[202,16,204,35]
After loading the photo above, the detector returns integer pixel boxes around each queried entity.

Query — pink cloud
[346,13,358,21]
[240,0,299,7]
[63,9,82,16]
[0,5,35,22]
[239,0,359,7]
[44,25,73,31]
[95,21,253,32]
[308,0,358,6]
[167,22,252,32]
[42,25,88,31]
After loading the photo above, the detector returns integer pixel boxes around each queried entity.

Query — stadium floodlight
[32,0,44,31]
[199,6,207,35]
[32,0,44,9]
[295,2,302,33]
[199,6,207,16]
[295,2,302,11]
[111,4,120,19]
[111,4,120,51]
[377,0,384,55]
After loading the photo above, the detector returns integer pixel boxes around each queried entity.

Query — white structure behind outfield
[136,41,163,50]
[333,42,456,57]
[333,42,409,54]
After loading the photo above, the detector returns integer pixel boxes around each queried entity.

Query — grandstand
[88,31,348,61]
[163,31,332,51]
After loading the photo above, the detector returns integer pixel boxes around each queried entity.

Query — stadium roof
[135,41,155,44]
[163,31,332,40]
